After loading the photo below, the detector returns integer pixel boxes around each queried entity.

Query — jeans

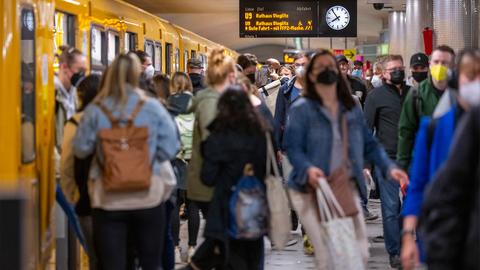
[375,168,401,256]
[171,190,201,247]
[92,203,166,270]
[164,200,175,270]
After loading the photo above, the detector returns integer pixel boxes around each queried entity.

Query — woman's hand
[390,168,409,186]
[401,233,420,270]
[307,167,325,189]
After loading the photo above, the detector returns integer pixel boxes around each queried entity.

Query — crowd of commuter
[54,42,480,270]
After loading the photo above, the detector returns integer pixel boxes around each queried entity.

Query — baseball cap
[336,55,348,64]
[410,53,429,68]
[187,58,203,69]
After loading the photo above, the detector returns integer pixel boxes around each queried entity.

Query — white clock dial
[23,11,34,31]
[326,5,350,30]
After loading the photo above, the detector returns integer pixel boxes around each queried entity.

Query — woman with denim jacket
[284,50,408,269]
[73,53,180,269]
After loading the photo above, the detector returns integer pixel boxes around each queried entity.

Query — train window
[107,31,119,64]
[125,32,136,52]
[200,54,208,70]
[54,11,75,50]
[91,26,107,70]
[191,50,197,59]
[20,8,36,163]
[174,48,180,72]
[154,42,162,72]
[144,40,154,64]
[184,49,188,72]
[165,43,172,74]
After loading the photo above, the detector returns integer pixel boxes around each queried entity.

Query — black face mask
[246,73,256,84]
[389,70,405,85]
[412,71,428,83]
[70,71,85,88]
[316,68,338,85]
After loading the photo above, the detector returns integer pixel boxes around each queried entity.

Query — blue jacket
[402,105,458,217]
[73,89,180,179]
[284,97,395,198]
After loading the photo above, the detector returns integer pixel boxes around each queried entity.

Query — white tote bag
[316,178,364,270]
[265,133,291,250]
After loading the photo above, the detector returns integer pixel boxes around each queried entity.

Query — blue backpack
[228,164,268,240]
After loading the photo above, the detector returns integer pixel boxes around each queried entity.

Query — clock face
[23,11,34,31]
[326,5,350,30]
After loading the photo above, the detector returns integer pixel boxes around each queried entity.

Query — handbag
[326,114,358,217]
[316,178,364,270]
[265,133,291,249]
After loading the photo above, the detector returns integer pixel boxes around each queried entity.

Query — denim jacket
[73,89,180,181]
[284,97,395,198]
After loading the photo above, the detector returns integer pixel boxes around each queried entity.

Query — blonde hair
[206,49,235,86]
[170,72,193,94]
[95,53,141,107]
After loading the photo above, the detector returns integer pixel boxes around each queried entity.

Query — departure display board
[240,0,357,38]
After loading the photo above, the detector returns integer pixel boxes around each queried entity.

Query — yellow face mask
[430,64,449,82]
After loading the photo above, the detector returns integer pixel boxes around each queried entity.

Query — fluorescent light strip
[63,0,80,5]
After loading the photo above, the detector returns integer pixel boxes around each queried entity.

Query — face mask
[70,71,85,88]
[247,73,256,84]
[430,64,449,82]
[389,70,405,85]
[316,68,338,85]
[459,80,480,106]
[351,69,363,78]
[371,75,383,88]
[295,66,305,77]
[145,65,155,80]
[412,71,428,83]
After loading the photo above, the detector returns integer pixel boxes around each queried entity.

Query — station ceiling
[125,0,406,51]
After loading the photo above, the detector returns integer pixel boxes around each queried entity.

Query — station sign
[240,0,357,38]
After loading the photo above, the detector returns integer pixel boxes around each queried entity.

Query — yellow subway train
[0,0,236,268]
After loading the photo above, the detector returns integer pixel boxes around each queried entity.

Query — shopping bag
[316,178,364,270]
[265,133,291,249]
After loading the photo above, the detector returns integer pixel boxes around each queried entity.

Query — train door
[107,30,120,65]
[90,25,107,73]
[174,48,180,72]
[165,43,172,75]
[20,7,38,269]
[184,49,189,72]
[154,42,162,73]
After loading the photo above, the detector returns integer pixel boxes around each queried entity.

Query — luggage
[97,99,151,192]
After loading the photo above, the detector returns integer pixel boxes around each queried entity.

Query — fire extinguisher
[423,27,434,56]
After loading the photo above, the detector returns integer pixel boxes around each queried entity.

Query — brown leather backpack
[96,99,152,192]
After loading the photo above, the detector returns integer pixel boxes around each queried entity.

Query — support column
[405,0,433,58]
[433,0,479,51]
[388,11,407,61]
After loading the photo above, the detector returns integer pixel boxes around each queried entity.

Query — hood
[168,92,193,115]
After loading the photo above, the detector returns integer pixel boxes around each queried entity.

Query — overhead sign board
[240,0,357,38]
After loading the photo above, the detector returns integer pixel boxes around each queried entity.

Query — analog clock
[23,11,34,31]
[326,5,350,30]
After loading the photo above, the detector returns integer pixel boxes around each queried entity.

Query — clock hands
[330,9,340,23]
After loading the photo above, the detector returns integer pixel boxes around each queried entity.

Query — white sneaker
[187,246,196,263]
[175,246,182,264]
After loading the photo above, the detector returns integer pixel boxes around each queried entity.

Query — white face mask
[145,65,155,80]
[459,80,480,106]
[295,66,305,77]
[371,75,383,88]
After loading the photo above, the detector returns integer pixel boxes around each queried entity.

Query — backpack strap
[411,87,422,120]
[68,117,79,126]
[126,99,146,126]
[96,102,120,128]
[341,114,351,169]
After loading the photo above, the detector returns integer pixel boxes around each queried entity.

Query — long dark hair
[78,74,101,111]
[303,49,356,110]
[211,85,267,134]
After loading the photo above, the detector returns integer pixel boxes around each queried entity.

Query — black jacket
[189,73,206,95]
[347,75,368,104]
[273,77,299,150]
[364,82,410,158]
[167,91,192,116]
[200,126,267,247]
[420,106,480,270]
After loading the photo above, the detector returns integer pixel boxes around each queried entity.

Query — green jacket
[186,87,219,202]
[396,79,442,170]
